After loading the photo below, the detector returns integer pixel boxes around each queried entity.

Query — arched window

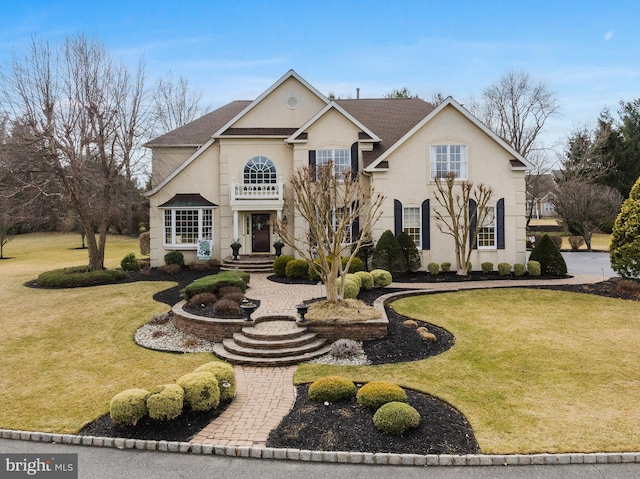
[244,156,277,184]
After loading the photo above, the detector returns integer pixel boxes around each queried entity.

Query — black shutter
[309,150,316,181]
[469,199,477,249]
[497,198,505,249]
[394,199,403,237]
[350,142,359,180]
[351,201,360,241]
[421,199,430,250]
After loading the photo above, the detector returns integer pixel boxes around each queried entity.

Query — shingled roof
[146,101,251,147]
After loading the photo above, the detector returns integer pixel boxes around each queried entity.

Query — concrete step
[232,331,319,350]
[212,343,332,367]
[221,337,328,359]
[241,324,309,341]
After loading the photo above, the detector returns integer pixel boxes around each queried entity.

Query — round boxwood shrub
[164,251,184,266]
[146,384,184,421]
[427,262,439,275]
[498,263,511,276]
[373,401,420,436]
[342,256,365,273]
[356,381,408,410]
[285,259,309,279]
[529,234,567,276]
[308,375,357,403]
[339,277,360,299]
[194,362,236,401]
[354,271,374,290]
[440,262,451,273]
[121,253,140,272]
[527,260,541,277]
[176,371,220,411]
[109,388,149,426]
[513,263,526,277]
[345,273,362,289]
[481,262,493,274]
[370,269,392,288]
[273,255,294,277]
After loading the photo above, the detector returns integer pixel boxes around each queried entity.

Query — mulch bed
[76,268,638,452]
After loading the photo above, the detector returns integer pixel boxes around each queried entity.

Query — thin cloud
[604,30,614,41]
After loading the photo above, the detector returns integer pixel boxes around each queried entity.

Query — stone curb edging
[2,429,639,467]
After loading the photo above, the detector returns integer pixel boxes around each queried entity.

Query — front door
[251,214,270,253]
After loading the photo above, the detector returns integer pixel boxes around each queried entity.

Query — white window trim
[477,205,496,250]
[317,148,351,177]
[162,208,214,249]
[430,144,468,180]
[403,206,421,247]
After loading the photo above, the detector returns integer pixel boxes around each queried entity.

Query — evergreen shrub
[273,255,294,277]
[373,401,421,436]
[164,251,184,266]
[146,384,184,421]
[37,266,127,288]
[427,262,439,275]
[610,177,640,278]
[340,278,360,299]
[397,231,421,272]
[183,271,249,300]
[194,362,236,401]
[285,259,309,279]
[513,263,526,277]
[529,234,567,276]
[356,381,408,410]
[370,269,392,287]
[372,230,405,273]
[176,371,220,411]
[481,262,493,273]
[527,260,541,277]
[498,263,511,276]
[308,376,357,403]
[440,262,451,272]
[354,271,374,290]
[109,388,149,426]
[121,253,140,272]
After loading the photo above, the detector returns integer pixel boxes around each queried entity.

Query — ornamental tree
[610,176,640,278]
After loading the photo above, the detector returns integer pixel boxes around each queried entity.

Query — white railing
[231,178,284,201]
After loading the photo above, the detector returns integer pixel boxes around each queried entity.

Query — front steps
[220,255,275,273]
[212,318,331,367]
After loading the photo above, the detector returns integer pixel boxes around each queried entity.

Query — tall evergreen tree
[610,176,640,278]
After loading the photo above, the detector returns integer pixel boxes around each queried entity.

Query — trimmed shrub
[397,231,421,272]
[37,266,127,288]
[527,260,541,277]
[273,255,294,277]
[158,264,181,275]
[121,253,140,272]
[373,401,420,436]
[308,376,357,403]
[146,384,184,421]
[213,298,241,316]
[176,372,220,411]
[372,230,405,273]
[370,269,392,287]
[164,251,184,266]
[610,177,640,279]
[356,381,408,410]
[194,362,236,401]
[529,234,567,276]
[466,261,473,274]
[329,339,363,359]
[498,263,511,276]
[339,278,360,299]
[218,285,244,301]
[569,236,585,251]
[345,273,362,289]
[513,263,526,277]
[342,256,365,273]
[139,231,150,256]
[481,262,493,274]
[183,271,249,301]
[109,388,149,426]
[187,292,217,307]
[440,262,451,273]
[354,271,374,290]
[427,262,439,275]
[285,259,309,279]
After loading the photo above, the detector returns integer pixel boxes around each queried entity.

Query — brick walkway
[191,272,609,447]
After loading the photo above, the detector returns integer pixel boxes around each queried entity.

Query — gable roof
[364,97,533,172]
[146,101,251,147]
[213,69,331,138]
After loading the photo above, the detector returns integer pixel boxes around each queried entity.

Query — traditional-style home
[144,70,532,270]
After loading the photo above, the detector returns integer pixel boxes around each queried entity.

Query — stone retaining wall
[172,301,247,342]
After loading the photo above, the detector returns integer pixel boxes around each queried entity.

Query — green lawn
[0,233,214,433]
[296,289,640,454]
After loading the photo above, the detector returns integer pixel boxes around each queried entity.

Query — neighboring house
[145,70,532,269]
[526,173,558,220]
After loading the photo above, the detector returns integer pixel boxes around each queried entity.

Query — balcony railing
[231,178,284,201]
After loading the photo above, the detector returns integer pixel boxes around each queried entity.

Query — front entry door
[251,214,270,253]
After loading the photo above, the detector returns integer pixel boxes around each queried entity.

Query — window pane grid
[244,156,277,184]
[163,208,214,247]
[317,149,350,176]
[403,207,421,246]
[478,206,496,248]
[431,145,467,179]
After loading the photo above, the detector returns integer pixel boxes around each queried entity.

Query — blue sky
[1,0,639,152]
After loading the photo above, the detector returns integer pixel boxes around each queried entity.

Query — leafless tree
[525,149,555,226]
[273,162,385,303]
[553,180,623,250]
[0,35,149,270]
[559,123,614,184]
[479,71,559,160]
[433,172,494,275]
[153,72,209,134]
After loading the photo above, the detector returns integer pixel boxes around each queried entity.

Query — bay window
[163,208,213,247]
